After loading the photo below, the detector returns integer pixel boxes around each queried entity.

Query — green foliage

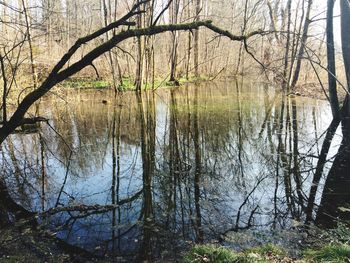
[304,245,350,263]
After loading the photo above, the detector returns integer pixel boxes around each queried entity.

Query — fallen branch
[42,204,119,216]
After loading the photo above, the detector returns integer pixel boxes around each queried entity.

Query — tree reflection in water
[0,80,342,260]
[316,120,350,228]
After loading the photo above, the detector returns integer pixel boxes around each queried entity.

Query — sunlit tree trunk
[22,0,38,95]
[102,0,118,92]
[194,0,201,77]
[185,0,192,80]
[291,0,313,89]
[0,53,7,123]
[282,0,292,91]
[327,0,340,119]
[169,0,180,82]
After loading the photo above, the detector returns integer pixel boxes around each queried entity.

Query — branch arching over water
[0,19,269,143]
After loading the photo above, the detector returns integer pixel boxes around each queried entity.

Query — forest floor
[0,223,106,262]
[291,81,347,102]
[0,224,71,262]
[294,83,328,100]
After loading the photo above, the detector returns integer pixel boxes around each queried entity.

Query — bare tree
[194,0,201,77]
[0,1,269,144]
[327,0,340,119]
[290,0,313,89]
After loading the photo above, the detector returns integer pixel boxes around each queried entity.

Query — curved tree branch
[0,19,271,143]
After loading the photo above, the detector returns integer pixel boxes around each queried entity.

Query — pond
[0,80,344,261]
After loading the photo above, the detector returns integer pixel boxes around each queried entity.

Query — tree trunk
[327,0,340,119]
[135,1,144,91]
[340,0,350,115]
[194,0,201,77]
[169,0,180,82]
[290,0,313,89]
[0,54,7,123]
[282,0,292,91]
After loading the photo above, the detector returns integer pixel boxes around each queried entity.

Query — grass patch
[59,75,212,91]
[246,244,286,258]
[181,244,299,263]
[304,245,350,263]
[60,78,111,89]
[117,75,212,90]
[118,77,135,91]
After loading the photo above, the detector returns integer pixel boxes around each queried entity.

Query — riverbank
[58,75,211,91]
[293,82,347,101]
[182,243,350,263]
[181,223,350,262]
[58,76,338,102]
[1,226,350,262]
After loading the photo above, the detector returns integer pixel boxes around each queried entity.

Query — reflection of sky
[1,81,339,254]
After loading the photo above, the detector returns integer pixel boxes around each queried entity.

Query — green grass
[246,244,286,258]
[60,79,111,89]
[181,245,272,263]
[304,245,350,263]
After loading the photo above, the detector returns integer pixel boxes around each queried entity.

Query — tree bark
[290,0,313,89]
[327,0,340,119]
[340,0,350,115]
[282,0,292,90]
[194,0,201,77]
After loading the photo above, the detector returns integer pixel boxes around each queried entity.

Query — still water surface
[1,81,340,260]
